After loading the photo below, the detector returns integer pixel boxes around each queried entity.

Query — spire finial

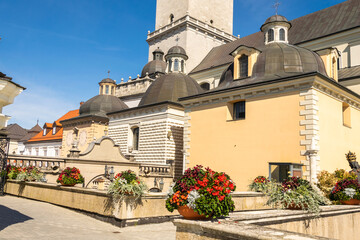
[107,70,110,78]
[37,118,39,125]
[273,0,280,15]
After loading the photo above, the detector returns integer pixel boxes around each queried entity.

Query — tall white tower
[147,0,236,72]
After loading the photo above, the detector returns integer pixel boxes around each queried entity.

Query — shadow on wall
[0,204,33,231]
[171,125,184,180]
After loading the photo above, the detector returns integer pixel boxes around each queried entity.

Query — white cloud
[4,83,77,129]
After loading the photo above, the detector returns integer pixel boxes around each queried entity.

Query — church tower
[147,0,236,72]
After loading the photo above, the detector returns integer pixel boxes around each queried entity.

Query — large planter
[178,205,207,220]
[286,202,308,210]
[60,182,76,187]
[340,199,360,205]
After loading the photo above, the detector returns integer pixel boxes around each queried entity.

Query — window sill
[227,118,245,122]
[343,124,352,129]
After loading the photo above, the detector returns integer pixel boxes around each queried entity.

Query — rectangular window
[233,101,245,120]
[239,55,248,78]
[343,102,351,127]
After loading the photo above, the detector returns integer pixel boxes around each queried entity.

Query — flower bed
[56,167,84,186]
[7,166,43,181]
[329,179,360,202]
[108,170,147,199]
[265,177,329,213]
[166,165,236,219]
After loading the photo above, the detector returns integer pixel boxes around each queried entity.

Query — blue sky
[0,0,345,129]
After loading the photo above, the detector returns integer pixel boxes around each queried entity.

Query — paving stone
[0,195,176,240]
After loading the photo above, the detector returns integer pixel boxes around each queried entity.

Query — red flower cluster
[167,165,236,211]
[281,177,311,192]
[331,179,360,194]
[56,167,84,185]
[253,176,269,184]
[114,170,139,184]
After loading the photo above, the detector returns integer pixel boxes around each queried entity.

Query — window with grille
[239,55,248,78]
[268,29,274,42]
[233,101,245,120]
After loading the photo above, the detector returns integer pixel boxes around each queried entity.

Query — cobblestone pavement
[0,195,176,240]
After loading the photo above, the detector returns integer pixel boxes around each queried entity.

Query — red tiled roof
[27,109,79,143]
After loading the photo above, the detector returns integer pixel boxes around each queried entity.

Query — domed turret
[141,48,167,78]
[99,77,116,96]
[165,46,188,74]
[79,95,128,117]
[138,73,203,106]
[261,15,291,45]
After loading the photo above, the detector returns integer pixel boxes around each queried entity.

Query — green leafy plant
[329,179,360,201]
[266,177,329,214]
[6,166,22,179]
[317,169,357,197]
[15,166,43,181]
[165,165,236,219]
[249,176,270,192]
[56,167,84,185]
[107,170,147,199]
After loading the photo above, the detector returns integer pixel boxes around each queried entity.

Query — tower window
[170,14,174,23]
[279,28,285,41]
[132,127,139,150]
[105,85,109,94]
[168,59,172,72]
[174,59,179,71]
[268,29,274,42]
[181,60,185,72]
[233,101,246,120]
[239,55,248,78]
[100,86,103,94]
[111,86,114,95]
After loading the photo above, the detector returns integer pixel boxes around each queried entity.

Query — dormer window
[268,29,274,42]
[239,55,249,78]
[280,28,285,41]
[52,127,56,135]
[43,129,46,136]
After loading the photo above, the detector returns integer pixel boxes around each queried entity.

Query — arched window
[174,59,179,71]
[168,59,172,72]
[181,60,185,72]
[132,127,139,151]
[105,85,109,94]
[200,83,210,91]
[170,14,174,23]
[268,29,274,42]
[111,86,114,95]
[239,55,248,78]
[279,28,285,41]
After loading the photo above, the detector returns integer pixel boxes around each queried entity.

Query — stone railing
[139,163,172,176]
[147,15,238,41]
[7,154,65,170]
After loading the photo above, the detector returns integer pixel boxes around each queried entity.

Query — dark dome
[80,95,128,117]
[153,48,164,54]
[141,60,167,78]
[219,42,327,89]
[139,73,203,106]
[100,78,116,84]
[166,46,188,60]
[261,15,291,31]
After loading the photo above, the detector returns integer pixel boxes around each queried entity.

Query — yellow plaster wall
[317,90,360,171]
[187,92,305,190]
[61,123,107,157]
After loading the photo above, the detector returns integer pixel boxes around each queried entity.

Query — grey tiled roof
[191,0,360,74]
[339,65,360,81]
[5,124,28,141]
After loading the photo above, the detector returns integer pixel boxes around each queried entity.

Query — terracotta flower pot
[340,199,360,205]
[286,202,308,210]
[178,205,207,220]
[60,182,76,186]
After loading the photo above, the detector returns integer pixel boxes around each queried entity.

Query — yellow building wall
[61,123,107,157]
[317,90,360,172]
[187,92,305,190]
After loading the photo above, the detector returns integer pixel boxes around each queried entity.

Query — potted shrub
[249,176,270,192]
[16,166,43,182]
[329,179,360,205]
[57,167,84,186]
[165,165,236,219]
[266,177,329,214]
[108,170,147,199]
